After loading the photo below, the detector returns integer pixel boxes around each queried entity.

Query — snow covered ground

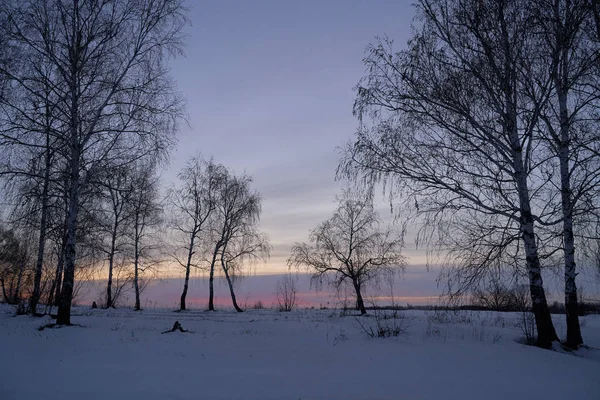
[0,304,598,400]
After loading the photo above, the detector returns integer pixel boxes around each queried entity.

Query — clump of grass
[355,309,409,338]
[252,300,265,310]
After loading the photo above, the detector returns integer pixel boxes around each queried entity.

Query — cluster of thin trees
[339,0,600,348]
[0,0,269,323]
[289,190,406,315]
[169,156,269,312]
[0,0,187,325]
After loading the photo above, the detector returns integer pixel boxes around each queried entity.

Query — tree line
[0,0,186,325]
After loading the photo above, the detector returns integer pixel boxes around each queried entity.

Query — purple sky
[80,271,444,309]
[143,2,600,306]
[79,268,597,310]
[166,1,418,272]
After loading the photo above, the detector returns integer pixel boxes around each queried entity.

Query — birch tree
[216,175,269,312]
[528,0,600,348]
[128,163,162,311]
[95,166,134,309]
[0,13,63,315]
[27,84,61,315]
[169,157,225,311]
[1,0,185,325]
[288,191,405,315]
[46,182,70,309]
[338,0,561,345]
[207,171,269,312]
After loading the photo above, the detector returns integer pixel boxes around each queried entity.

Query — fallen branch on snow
[162,321,191,334]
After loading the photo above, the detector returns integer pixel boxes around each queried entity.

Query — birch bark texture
[529,0,600,348]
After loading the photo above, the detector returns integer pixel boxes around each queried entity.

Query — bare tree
[2,140,58,314]
[0,0,186,325]
[472,275,519,311]
[169,157,225,311]
[208,171,269,312]
[276,273,298,312]
[288,191,405,315]
[0,12,64,315]
[46,185,70,309]
[339,0,563,346]
[526,0,600,348]
[99,256,133,308]
[28,86,61,315]
[219,228,270,313]
[128,162,162,311]
[95,166,134,309]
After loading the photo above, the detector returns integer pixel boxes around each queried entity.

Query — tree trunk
[133,271,140,310]
[179,268,189,311]
[29,126,52,315]
[106,219,118,309]
[352,279,366,315]
[53,236,66,307]
[133,214,141,311]
[208,245,220,311]
[46,261,59,313]
[56,164,80,325]
[220,255,242,312]
[564,267,582,348]
[592,0,600,40]
[56,0,83,326]
[51,201,69,309]
[133,246,141,311]
[519,185,558,348]
[0,278,8,304]
[56,78,81,325]
[502,31,558,346]
[8,277,15,304]
[179,232,195,311]
[14,262,24,304]
[556,79,583,348]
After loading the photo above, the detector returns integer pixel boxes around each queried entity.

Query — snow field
[0,304,598,400]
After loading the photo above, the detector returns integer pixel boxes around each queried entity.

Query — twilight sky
[93,0,600,308]
[167,0,417,272]
[155,2,599,306]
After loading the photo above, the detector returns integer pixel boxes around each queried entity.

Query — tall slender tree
[128,163,162,311]
[212,173,269,312]
[169,157,225,311]
[529,0,600,348]
[96,166,134,309]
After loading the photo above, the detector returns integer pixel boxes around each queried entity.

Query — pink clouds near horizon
[78,269,444,310]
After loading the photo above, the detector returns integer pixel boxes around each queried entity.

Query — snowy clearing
[0,304,598,400]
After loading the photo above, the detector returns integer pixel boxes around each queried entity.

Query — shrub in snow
[354,309,409,338]
[276,273,297,312]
